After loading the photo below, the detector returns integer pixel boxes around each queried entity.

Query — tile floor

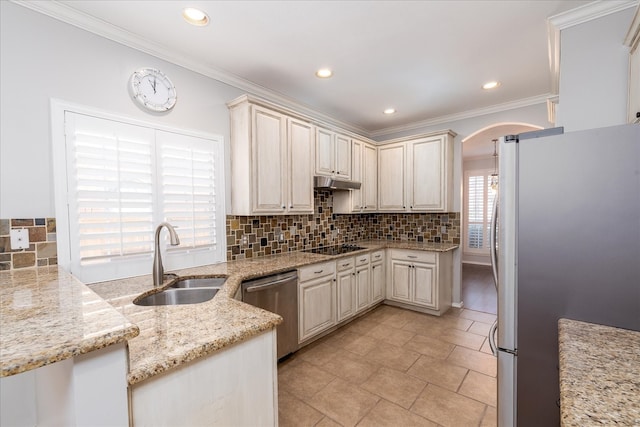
[278,305,497,427]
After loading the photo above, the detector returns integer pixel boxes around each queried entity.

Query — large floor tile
[438,327,486,350]
[278,390,324,427]
[459,309,497,324]
[298,341,340,367]
[459,370,497,406]
[306,378,379,427]
[357,399,438,427]
[278,360,336,400]
[481,405,498,427]
[316,416,342,427]
[364,341,421,371]
[403,332,456,359]
[411,383,487,427]
[361,367,427,409]
[468,320,493,336]
[341,334,381,356]
[407,354,469,392]
[447,345,497,377]
[320,350,379,384]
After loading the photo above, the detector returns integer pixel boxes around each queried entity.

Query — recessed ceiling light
[383,108,396,115]
[482,81,501,90]
[315,68,333,78]
[182,7,209,26]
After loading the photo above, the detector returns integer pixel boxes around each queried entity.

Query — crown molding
[369,94,550,139]
[11,0,370,137]
[547,1,638,96]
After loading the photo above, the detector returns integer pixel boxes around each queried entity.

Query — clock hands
[149,77,157,94]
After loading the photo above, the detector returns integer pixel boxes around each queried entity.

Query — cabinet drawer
[370,250,384,263]
[390,249,436,264]
[299,261,336,282]
[336,257,355,271]
[355,253,370,266]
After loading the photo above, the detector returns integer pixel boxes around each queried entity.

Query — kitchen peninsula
[1,240,457,426]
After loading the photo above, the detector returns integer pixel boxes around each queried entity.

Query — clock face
[130,68,177,112]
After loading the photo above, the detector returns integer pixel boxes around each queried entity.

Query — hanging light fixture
[490,139,499,192]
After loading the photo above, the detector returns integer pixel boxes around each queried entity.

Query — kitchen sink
[134,287,218,306]
[169,277,227,288]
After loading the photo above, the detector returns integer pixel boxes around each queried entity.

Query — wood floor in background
[461,264,497,315]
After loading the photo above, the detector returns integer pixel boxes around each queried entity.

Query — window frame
[51,99,226,283]
[463,167,496,256]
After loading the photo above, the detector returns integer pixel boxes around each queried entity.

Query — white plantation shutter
[465,169,495,254]
[63,111,224,283]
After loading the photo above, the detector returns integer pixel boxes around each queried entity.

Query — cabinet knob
[332,170,335,173]
[282,205,286,209]
[403,206,406,209]
[289,204,293,209]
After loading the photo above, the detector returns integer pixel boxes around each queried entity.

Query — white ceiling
[21,1,624,136]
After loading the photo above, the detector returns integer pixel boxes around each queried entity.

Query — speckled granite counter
[558,318,640,426]
[2,240,457,385]
[0,267,138,377]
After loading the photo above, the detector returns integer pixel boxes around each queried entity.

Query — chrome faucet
[153,222,180,288]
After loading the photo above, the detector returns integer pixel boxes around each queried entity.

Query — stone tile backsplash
[226,191,460,261]
[0,218,58,270]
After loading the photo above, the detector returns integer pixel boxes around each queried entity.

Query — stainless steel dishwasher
[242,270,298,360]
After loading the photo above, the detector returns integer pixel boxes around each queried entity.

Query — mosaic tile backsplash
[226,191,460,261]
[0,218,58,270]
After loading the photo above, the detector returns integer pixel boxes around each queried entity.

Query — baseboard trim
[452,302,464,309]
[462,261,492,266]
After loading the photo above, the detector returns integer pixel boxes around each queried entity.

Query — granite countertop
[0,267,139,377]
[558,318,640,426]
[1,240,458,385]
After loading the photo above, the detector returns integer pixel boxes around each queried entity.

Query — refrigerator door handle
[488,319,498,356]
[490,196,499,290]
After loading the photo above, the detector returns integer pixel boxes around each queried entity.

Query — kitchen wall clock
[129,68,177,112]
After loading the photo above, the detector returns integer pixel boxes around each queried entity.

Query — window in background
[464,169,496,254]
[54,108,225,283]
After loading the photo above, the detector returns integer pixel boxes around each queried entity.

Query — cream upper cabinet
[378,143,406,211]
[334,139,377,214]
[315,127,352,180]
[378,131,455,212]
[228,98,314,215]
[287,118,314,212]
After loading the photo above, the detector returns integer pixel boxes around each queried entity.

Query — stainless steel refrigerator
[488,124,640,426]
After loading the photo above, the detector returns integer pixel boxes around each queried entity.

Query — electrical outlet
[278,232,284,242]
[441,226,447,234]
[241,235,248,246]
[10,229,29,250]
[417,226,422,233]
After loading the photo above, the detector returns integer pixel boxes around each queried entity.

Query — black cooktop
[303,244,365,256]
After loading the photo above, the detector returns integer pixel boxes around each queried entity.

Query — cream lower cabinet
[370,250,385,304]
[228,97,314,215]
[298,262,337,343]
[336,258,356,322]
[355,254,371,313]
[386,249,452,316]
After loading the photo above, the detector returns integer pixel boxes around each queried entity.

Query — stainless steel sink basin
[169,277,226,289]
[134,288,218,306]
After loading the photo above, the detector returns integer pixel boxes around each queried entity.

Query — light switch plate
[10,229,30,249]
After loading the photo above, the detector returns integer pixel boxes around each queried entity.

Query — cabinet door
[355,265,371,312]
[363,143,378,210]
[371,261,385,303]
[351,140,363,211]
[378,143,406,211]
[335,134,352,179]
[251,106,286,213]
[288,118,314,213]
[413,261,437,309]
[389,260,412,302]
[299,276,336,342]
[409,137,443,211]
[315,128,334,176]
[336,269,356,322]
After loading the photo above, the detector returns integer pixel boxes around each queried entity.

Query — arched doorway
[460,123,541,314]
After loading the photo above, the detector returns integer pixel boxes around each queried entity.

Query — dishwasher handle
[243,271,298,293]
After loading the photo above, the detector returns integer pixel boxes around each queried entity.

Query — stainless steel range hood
[313,175,361,190]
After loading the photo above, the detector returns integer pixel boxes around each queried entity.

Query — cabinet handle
[408,255,418,259]
[342,263,351,267]
[360,258,367,262]
[374,255,381,259]
[314,269,324,274]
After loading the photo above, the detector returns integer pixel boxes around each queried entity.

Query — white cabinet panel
[335,134,352,178]
[378,143,406,211]
[356,264,371,312]
[337,266,356,322]
[252,106,286,213]
[409,138,443,210]
[315,127,351,180]
[288,118,314,212]
[299,273,336,343]
[390,260,412,302]
[363,143,378,210]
